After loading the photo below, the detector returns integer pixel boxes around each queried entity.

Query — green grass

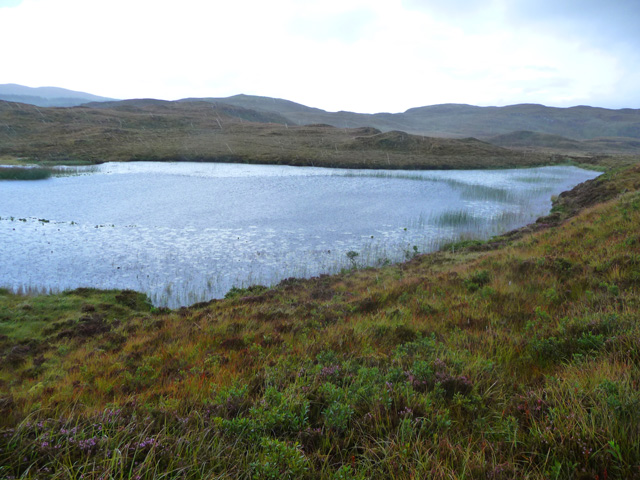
[1,161,640,478]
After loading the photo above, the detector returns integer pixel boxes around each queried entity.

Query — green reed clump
[459,183,514,202]
[0,167,52,180]
[434,209,480,227]
[336,171,428,181]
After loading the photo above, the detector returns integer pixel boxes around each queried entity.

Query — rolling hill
[488,130,640,155]
[188,94,640,145]
[3,84,640,478]
[0,99,551,169]
[0,83,116,107]
[4,83,640,156]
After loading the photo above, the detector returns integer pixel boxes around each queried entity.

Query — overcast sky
[1,0,638,113]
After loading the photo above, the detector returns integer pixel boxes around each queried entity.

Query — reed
[0,167,52,180]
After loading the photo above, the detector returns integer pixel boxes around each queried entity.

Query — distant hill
[489,130,640,155]
[489,130,585,151]
[178,94,326,117]
[0,84,116,107]
[190,95,640,149]
[3,84,640,154]
[184,94,415,132]
[88,98,291,125]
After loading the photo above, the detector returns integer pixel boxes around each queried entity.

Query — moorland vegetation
[1,157,640,478]
[0,100,561,170]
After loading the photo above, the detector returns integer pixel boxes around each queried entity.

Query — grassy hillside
[403,104,640,140]
[0,100,556,169]
[186,95,640,146]
[1,160,640,478]
[489,131,640,156]
[7,87,640,144]
[5,88,640,154]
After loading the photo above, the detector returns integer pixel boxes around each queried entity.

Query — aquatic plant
[346,250,359,268]
[0,167,52,180]
[433,209,479,227]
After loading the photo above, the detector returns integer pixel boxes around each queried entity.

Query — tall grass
[335,171,428,181]
[335,171,520,202]
[434,209,480,227]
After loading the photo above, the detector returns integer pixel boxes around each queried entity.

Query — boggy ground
[1,161,640,479]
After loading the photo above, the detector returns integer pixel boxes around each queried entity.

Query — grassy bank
[1,161,640,478]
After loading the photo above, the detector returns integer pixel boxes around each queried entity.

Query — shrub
[323,401,354,431]
[464,270,491,292]
[251,437,309,479]
[250,387,309,435]
[529,331,606,365]
[346,250,359,268]
[224,284,268,299]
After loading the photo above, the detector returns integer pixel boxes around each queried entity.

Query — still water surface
[0,162,600,306]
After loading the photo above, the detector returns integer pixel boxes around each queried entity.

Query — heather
[1,161,640,479]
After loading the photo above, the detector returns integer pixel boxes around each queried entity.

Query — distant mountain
[0,84,116,107]
[3,84,640,153]
[189,95,640,145]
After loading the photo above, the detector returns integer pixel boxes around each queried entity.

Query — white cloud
[0,0,638,111]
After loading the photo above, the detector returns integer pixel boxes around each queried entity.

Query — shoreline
[1,162,606,306]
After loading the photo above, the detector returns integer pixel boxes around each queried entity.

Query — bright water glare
[0,162,600,307]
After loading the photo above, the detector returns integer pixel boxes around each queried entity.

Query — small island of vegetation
[0,166,52,180]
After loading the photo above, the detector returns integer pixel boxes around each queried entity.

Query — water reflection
[0,162,600,307]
